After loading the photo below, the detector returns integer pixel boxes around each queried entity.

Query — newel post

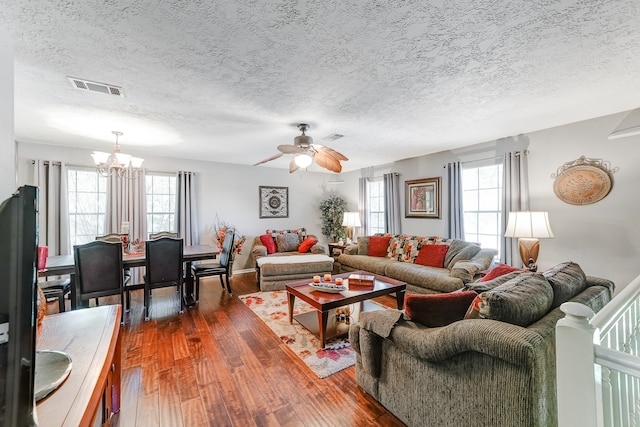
[556,301,601,427]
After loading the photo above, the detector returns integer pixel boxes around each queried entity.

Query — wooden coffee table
[285,271,406,348]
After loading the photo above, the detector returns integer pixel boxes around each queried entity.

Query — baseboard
[232,267,255,276]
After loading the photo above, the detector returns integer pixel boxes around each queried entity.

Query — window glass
[146,174,177,235]
[367,179,385,235]
[67,168,107,246]
[462,163,503,258]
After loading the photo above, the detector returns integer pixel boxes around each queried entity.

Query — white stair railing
[557,274,640,427]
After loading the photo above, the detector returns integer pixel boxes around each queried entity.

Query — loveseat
[349,261,615,427]
[251,228,332,291]
[337,234,498,294]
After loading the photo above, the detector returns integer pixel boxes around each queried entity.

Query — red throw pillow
[368,235,392,257]
[259,234,276,254]
[480,263,524,282]
[298,237,318,253]
[405,291,478,327]
[414,244,449,267]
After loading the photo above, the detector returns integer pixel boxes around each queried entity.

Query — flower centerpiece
[213,218,246,255]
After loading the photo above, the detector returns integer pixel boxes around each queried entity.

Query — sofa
[251,228,333,291]
[337,234,498,294]
[349,261,615,427]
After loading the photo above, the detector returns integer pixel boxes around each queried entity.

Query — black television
[0,185,39,426]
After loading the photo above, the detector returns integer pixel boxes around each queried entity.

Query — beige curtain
[32,160,70,255]
[105,168,147,244]
[501,151,530,266]
[384,172,401,234]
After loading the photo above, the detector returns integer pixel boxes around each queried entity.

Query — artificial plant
[319,195,347,242]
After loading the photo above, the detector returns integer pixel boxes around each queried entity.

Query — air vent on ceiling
[322,133,344,141]
[67,76,124,97]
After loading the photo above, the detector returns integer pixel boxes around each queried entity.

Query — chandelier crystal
[92,131,144,178]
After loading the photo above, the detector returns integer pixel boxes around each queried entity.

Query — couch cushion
[357,236,369,255]
[275,232,300,252]
[449,261,480,283]
[464,270,523,293]
[543,261,587,308]
[384,262,464,293]
[405,291,478,327]
[369,235,391,257]
[259,234,276,254]
[298,236,318,253]
[336,254,393,275]
[481,263,524,282]
[414,244,449,268]
[464,273,554,327]
[444,240,482,269]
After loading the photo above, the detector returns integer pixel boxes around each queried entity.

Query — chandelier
[91,131,144,178]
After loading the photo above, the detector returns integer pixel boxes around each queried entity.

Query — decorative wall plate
[551,156,617,205]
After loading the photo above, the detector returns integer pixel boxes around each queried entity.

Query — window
[462,163,503,256]
[146,173,176,235]
[67,168,108,246]
[367,178,385,235]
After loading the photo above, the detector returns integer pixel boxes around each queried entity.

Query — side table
[328,243,347,274]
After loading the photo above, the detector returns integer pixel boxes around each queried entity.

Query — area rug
[239,290,364,379]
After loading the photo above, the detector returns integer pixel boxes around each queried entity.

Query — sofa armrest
[344,244,358,255]
[389,318,543,366]
[252,244,267,260]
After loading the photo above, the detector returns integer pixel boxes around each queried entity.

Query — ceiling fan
[253,124,348,173]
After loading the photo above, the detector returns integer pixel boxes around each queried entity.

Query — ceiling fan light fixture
[294,153,313,168]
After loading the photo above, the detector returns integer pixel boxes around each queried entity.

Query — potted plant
[319,195,348,243]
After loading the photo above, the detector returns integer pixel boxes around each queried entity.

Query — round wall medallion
[553,164,612,205]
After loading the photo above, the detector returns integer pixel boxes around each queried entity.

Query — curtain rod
[442,150,529,168]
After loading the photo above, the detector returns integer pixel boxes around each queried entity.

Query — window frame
[366,177,385,235]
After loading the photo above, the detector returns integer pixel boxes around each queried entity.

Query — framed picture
[259,186,289,218]
[405,177,441,218]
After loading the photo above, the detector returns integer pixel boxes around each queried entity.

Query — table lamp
[342,212,362,244]
[504,211,554,272]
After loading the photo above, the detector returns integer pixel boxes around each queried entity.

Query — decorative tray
[309,282,346,293]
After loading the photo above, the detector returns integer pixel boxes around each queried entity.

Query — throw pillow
[259,234,276,254]
[386,235,404,260]
[357,236,369,255]
[298,237,318,253]
[368,235,391,257]
[405,291,478,327]
[445,241,481,270]
[414,244,449,267]
[450,261,480,283]
[464,273,554,327]
[480,263,524,282]
[543,261,587,308]
[464,270,522,293]
[275,232,300,252]
[399,237,426,263]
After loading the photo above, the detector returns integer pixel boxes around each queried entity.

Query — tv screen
[0,185,39,426]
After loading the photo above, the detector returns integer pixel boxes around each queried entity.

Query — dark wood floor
[46,272,406,427]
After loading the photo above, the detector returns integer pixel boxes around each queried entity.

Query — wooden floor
[46,272,406,427]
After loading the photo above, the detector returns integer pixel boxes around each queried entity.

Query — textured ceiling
[2,0,640,173]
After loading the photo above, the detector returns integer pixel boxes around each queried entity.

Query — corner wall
[0,29,15,199]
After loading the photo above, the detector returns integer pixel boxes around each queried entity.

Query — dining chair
[149,231,178,239]
[95,233,133,305]
[192,228,234,299]
[37,246,71,313]
[73,240,125,324]
[144,236,184,321]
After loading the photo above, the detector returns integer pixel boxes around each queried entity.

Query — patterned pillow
[399,237,427,262]
[464,273,554,327]
[275,233,300,252]
[386,235,405,260]
[266,228,307,243]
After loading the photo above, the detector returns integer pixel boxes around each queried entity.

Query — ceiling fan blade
[314,149,342,173]
[277,144,305,154]
[289,157,300,173]
[253,152,283,166]
[314,145,349,162]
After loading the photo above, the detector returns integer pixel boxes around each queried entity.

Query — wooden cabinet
[36,305,122,427]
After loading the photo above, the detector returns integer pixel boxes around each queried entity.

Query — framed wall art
[259,186,289,218]
[405,177,441,218]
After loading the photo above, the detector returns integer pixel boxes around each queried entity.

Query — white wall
[16,142,346,271]
[0,29,15,199]
[339,112,639,292]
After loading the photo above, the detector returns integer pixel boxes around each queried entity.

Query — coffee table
[286,270,406,348]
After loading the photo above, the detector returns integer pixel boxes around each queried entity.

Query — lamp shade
[294,153,312,168]
[342,212,362,227]
[504,211,554,239]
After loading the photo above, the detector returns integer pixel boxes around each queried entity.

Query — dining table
[41,244,219,308]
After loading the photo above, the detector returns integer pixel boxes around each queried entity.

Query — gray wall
[0,29,15,199]
[337,111,639,292]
